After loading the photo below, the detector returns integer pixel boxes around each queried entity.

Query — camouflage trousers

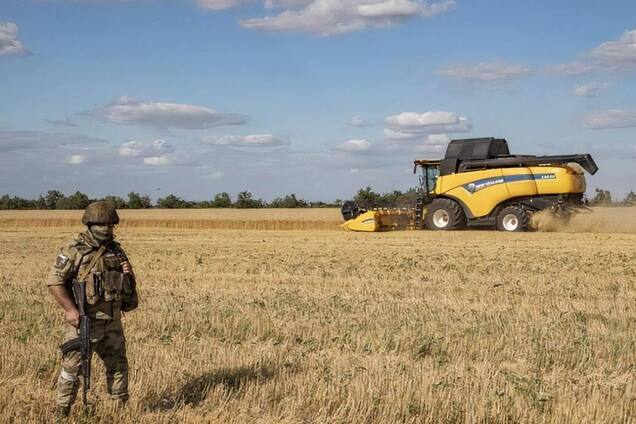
[56,320,129,408]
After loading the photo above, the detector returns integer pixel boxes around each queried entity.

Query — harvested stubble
[1,221,635,423]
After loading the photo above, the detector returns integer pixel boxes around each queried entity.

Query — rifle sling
[78,245,106,283]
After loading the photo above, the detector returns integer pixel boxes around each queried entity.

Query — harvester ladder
[415,198,424,229]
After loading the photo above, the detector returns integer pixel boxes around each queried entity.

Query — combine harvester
[341,137,598,232]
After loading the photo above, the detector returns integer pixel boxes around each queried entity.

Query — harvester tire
[496,206,529,232]
[425,198,466,231]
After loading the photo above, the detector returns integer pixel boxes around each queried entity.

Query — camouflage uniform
[47,204,138,412]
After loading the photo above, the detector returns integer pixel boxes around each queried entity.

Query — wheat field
[0,209,635,423]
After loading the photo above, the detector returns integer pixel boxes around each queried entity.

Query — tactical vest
[77,246,137,311]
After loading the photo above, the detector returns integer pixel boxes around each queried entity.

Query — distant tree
[590,188,612,206]
[101,195,127,209]
[127,192,153,209]
[390,187,420,207]
[234,191,263,208]
[211,192,232,208]
[0,195,8,209]
[354,186,381,208]
[308,201,332,208]
[269,194,307,208]
[45,190,64,209]
[55,191,90,209]
[0,194,46,209]
[34,196,47,209]
[157,194,189,209]
[624,191,636,205]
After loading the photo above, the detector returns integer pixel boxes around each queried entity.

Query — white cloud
[591,29,636,68]
[197,0,250,10]
[546,29,636,77]
[46,117,78,127]
[144,151,201,167]
[332,132,450,170]
[0,129,107,152]
[335,139,372,152]
[0,22,28,56]
[240,0,455,36]
[265,0,314,7]
[118,139,200,167]
[118,139,175,158]
[438,62,532,81]
[385,111,471,138]
[387,111,458,127]
[197,0,313,10]
[413,134,450,153]
[424,133,450,145]
[87,96,248,129]
[202,134,290,147]
[143,155,174,166]
[384,128,420,140]
[201,171,224,179]
[118,141,144,157]
[583,109,636,129]
[349,115,368,127]
[545,61,595,76]
[66,154,87,165]
[573,82,610,98]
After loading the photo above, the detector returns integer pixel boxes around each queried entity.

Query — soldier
[47,201,138,418]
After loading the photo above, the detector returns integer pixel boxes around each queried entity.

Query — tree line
[0,190,334,210]
[0,187,634,210]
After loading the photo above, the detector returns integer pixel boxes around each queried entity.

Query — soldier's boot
[54,405,70,422]
[107,396,127,413]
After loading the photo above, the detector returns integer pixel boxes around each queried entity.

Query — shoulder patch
[55,254,70,269]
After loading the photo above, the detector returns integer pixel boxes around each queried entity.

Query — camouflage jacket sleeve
[46,238,82,287]
[112,241,129,260]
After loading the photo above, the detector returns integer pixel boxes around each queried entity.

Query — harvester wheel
[425,198,466,231]
[496,206,529,232]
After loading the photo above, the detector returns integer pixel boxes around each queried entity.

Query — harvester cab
[342,137,599,232]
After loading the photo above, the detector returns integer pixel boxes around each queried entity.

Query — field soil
[1,210,635,423]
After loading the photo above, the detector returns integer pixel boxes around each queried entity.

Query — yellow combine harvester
[341,137,598,232]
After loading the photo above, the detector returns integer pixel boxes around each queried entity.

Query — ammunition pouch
[83,267,101,306]
[103,270,125,302]
[89,270,137,310]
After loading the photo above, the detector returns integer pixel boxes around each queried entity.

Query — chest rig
[78,245,133,306]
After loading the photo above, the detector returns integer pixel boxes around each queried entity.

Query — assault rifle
[59,279,92,408]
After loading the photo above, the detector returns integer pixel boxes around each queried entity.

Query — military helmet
[82,201,120,225]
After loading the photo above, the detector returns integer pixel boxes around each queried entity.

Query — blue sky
[1,0,635,201]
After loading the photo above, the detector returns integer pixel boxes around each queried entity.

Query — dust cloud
[531,207,636,233]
